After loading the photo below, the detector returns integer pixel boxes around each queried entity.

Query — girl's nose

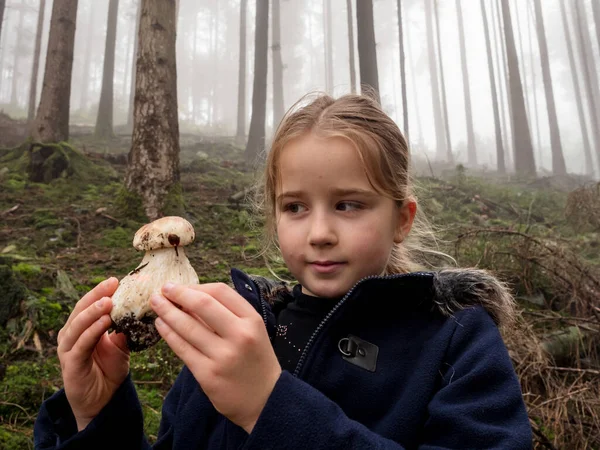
[308,213,338,247]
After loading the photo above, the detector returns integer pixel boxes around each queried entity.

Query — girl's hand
[151,282,282,434]
[57,278,130,431]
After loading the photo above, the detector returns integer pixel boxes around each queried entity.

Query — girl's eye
[283,203,305,213]
[337,202,363,212]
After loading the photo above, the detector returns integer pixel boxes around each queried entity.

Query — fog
[1,0,599,175]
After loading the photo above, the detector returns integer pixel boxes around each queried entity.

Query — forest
[0,0,599,448]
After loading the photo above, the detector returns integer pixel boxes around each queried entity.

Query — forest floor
[0,125,599,449]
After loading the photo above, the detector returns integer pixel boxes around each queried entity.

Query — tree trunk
[533,0,566,175]
[480,0,505,174]
[573,0,600,176]
[525,2,542,165]
[433,0,452,163]
[0,0,5,45]
[494,0,513,170]
[406,26,424,148]
[396,0,408,144]
[127,0,142,129]
[32,0,78,143]
[10,3,24,106]
[124,0,180,220]
[95,0,119,139]
[272,0,284,128]
[244,0,269,163]
[28,0,46,122]
[79,2,95,112]
[323,0,333,94]
[591,0,600,56]
[424,0,446,161]
[236,0,247,142]
[559,0,593,176]
[346,0,356,94]
[456,0,475,166]
[501,0,536,177]
[356,0,380,103]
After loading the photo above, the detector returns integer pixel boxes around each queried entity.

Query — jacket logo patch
[338,335,379,372]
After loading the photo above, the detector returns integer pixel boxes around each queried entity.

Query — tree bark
[433,0,452,163]
[480,0,505,174]
[323,0,333,94]
[494,0,513,169]
[127,0,142,129]
[236,0,247,142]
[346,0,356,94]
[525,2,542,164]
[28,0,46,122]
[501,0,536,177]
[272,0,284,128]
[95,0,119,139]
[396,0,408,144]
[424,0,446,161]
[356,0,380,103]
[591,0,600,56]
[245,0,269,163]
[0,0,5,45]
[559,0,593,176]
[533,0,566,175]
[124,0,180,220]
[455,0,475,166]
[79,2,95,112]
[32,0,78,142]
[573,0,600,176]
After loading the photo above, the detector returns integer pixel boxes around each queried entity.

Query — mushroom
[110,216,199,351]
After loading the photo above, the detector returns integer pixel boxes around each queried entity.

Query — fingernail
[96,298,105,308]
[162,282,175,293]
[151,294,164,307]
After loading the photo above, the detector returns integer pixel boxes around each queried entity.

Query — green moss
[0,427,32,450]
[115,187,147,221]
[12,262,42,277]
[99,226,133,248]
[137,387,164,442]
[89,276,107,285]
[162,182,186,217]
[31,209,61,229]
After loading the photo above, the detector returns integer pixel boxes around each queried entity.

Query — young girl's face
[275,133,414,298]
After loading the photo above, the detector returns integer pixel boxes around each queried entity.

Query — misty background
[0,0,599,175]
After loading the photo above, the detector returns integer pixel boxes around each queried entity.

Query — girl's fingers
[59,297,112,353]
[68,314,113,366]
[63,278,118,333]
[187,283,257,318]
[155,316,210,374]
[152,294,222,357]
[161,285,238,338]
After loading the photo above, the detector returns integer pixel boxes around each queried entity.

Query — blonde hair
[250,92,449,276]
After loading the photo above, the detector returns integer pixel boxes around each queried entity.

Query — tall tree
[455,0,475,166]
[481,0,505,174]
[433,0,452,162]
[127,0,141,129]
[10,1,24,106]
[396,0,408,143]
[573,0,600,175]
[592,0,600,55]
[323,0,333,93]
[124,0,180,220]
[501,0,535,177]
[95,0,119,138]
[79,2,95,111]
[525,2,542,162]
[245,0,269,163]
[533,0,566,175]
[236,0,247,143]
[32,0,78,142]
[346,0,356,94]
[424,0,446,161]
[356,0,380,103]
[559,0,593,175]
[0,0,5,45]
[272,0,284,127]
[28,0,46,122]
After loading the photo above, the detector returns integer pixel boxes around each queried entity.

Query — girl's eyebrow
[277,188,376,202]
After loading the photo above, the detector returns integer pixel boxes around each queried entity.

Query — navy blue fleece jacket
[34,268,532,449]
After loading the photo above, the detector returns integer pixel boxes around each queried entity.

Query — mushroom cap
[133,216,195,251]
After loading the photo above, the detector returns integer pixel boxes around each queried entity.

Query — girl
[35,94,532,449]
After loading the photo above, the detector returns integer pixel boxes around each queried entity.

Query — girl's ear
[394,199,417,243]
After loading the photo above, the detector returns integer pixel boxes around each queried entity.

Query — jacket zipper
[292,272,431,378]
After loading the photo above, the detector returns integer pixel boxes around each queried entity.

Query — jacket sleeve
[242,307,532,450]
[34,371,184,450]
